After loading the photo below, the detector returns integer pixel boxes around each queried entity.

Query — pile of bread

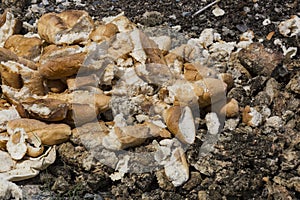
[0,9,239,190]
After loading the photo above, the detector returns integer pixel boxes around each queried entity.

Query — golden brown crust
[0,65,23,89]
[37,10,94,45]
[90,23,118,42]
[39,45,86,79]
[183,63,203,81]
[45,79,67,93]
[21,98,69,121]
[7,118,71,145]
[0,47,19,62]
[163,105,181,135]
[4,35,42,60]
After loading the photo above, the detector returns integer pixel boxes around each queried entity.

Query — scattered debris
[278,15,300,37]
[0,2,299,198]
[212,6,225,17]
[192,0,221,18]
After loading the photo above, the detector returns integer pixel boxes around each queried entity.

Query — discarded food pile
[0,8,299,199]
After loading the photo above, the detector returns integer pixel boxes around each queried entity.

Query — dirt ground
[1,0,300,199]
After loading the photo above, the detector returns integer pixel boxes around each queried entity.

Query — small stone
[224,118,239,131]
[242,106,262,127]
[212,6,225,17]
[221,98,239,118]
[42,0,49,5]
[262,18,271,26]
[199,28,215,48]
[205,112,220,135]
[278,15,300,37]
[238,43,283,76]
[164,147,189,187]
[169,14,176,20]
[265,116,284,129]
[182,12,191,17]
[286,72,300,94]
[236,24,248,32]
[198,191,207,200]
[240,30,255,42]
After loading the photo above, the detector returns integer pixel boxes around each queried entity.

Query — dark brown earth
[1,0,300,199]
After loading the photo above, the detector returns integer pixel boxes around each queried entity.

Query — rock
[220,98,239,118]
[150,35,172,53]
[39,45,86,79]
[242,106,262,127]
[278,15,300,37]
[89,23,118,43]
[198,191,207,200]
[205,112,220,135]
[102,125,148,150]
[102,13,136,33]
[71,121,109,148]
[286,72,300,94]
[198,28,215,48]
[212,6,225,17]
[238,43,283,76]
[164,147,189,187]
[224,118,239,131]
[6,128,27,160]
[265,116,284,129]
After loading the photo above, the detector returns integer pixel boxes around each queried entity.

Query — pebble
[191,26,199,31]
[278,15,300,37]
[242,106,262,127]
[205,112,220,135]
[83,193,103,200]
[287,72,300,94]
[238,43,283,76]
[224,118,239,131]
[212,6,225,17]
[168,14,176,20]
[236,24,248,32]
[262,18,271,26]
[42,0,49,6]
[265,116,284,129]
[182,12,191,17]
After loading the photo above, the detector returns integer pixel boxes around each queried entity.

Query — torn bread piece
[38,10,94,45]
[4,35,42,61]
[0,10,22,47]
[163,105,196,144]
[7,118,71,145]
